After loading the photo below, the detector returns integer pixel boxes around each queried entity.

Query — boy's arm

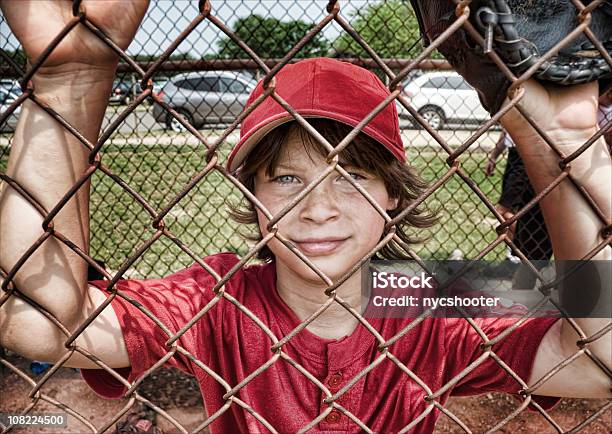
[0,0,148,368]
[500,80,611,398]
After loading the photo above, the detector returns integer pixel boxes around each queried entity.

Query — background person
[485,129,553,288]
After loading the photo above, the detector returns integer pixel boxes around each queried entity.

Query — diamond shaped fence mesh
[0,0,610,433]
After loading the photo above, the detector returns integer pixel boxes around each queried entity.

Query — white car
[0,88,21,133]
[397,72,490,129]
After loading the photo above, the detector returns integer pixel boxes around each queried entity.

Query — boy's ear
[387,197,399,211]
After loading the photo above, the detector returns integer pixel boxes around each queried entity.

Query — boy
[0,1,610,433]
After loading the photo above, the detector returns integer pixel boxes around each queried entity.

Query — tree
[333,1,434,59]
[217,15,330,59]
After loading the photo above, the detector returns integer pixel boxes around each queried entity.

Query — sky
[1,0,372,57]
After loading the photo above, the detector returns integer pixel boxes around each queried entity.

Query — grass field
[1,132,508,279]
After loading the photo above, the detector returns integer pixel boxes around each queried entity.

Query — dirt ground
[1,354,610,434]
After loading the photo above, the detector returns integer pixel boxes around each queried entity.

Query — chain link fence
[0,0,610,433]
[1,0,514,280]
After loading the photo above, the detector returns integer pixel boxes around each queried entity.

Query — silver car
[0,88,21,133]
[153,71,256,131]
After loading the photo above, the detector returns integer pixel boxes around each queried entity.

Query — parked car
[153,71,257,131]
[152,78,168,96]
[109,80,134,105]
[0,79,21,95]
[398,71,490,129]
[0,88,21,133]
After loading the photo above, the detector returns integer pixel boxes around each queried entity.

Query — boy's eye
[272,175,299,184]
[339,172,367,182]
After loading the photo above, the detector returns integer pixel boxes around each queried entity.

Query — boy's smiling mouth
[291,237,349,256]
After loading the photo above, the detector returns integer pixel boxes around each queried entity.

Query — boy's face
[254,128,398,284]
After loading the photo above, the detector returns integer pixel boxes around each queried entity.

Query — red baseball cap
[227,57,405,172]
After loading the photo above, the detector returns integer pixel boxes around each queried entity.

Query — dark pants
[499,148,553,261]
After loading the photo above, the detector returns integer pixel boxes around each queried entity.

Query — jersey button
[325,410,341,423]
[328,372,343,389]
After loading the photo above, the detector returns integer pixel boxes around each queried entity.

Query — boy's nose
[298,179,340,224]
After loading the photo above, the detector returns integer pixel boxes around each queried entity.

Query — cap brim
[228,114,296,172]
[228,112,404,172]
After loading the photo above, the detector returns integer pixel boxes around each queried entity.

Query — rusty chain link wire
[1,0,611,432]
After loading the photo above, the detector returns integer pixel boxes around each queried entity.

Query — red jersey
[83,253,559,433]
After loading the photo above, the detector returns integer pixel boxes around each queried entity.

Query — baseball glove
[409,0,612,114]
